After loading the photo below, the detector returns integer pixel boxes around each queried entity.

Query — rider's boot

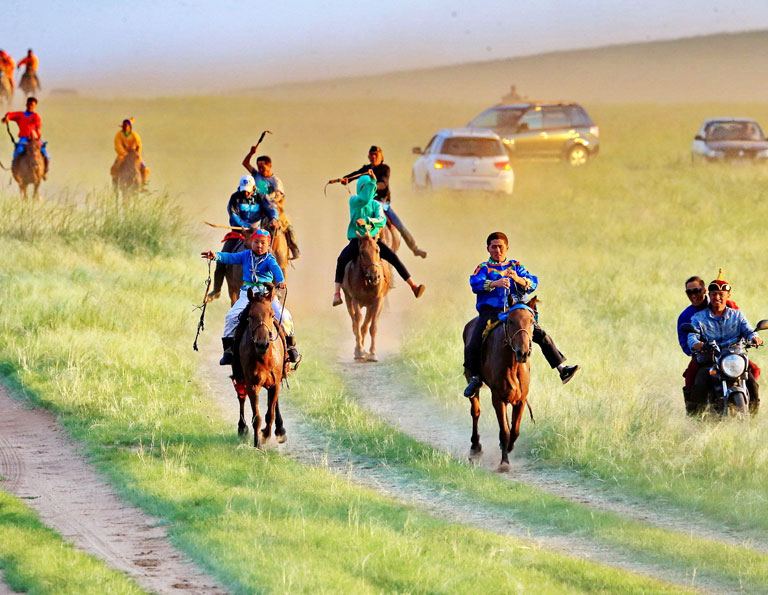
[558,364,580,384]
[406,278,425,298]
[286,226,301,260]
[400,227,427,258]
[464,375,483,397]
[43,156,50,180]
[220,337,234,366]
[286,335,302,369]
[141,164,150,186]
[332,283,343,307]
[206,263,225,303]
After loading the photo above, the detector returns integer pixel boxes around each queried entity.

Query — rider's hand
[276,281,287,290]
[341,178,349,186]
[692,342,704,352]
[201,251,215,260]
[250,145,257,153]
[755,336,764,347]
[367,169,376,180]
[490,278,511,289]
[356,218,366,226]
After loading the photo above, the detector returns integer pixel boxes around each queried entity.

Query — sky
[4,0,768,95]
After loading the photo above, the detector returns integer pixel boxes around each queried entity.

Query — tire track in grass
[199,337,721,592]
[0,385,227,595]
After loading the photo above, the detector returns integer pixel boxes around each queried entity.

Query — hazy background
[4,0,768,96]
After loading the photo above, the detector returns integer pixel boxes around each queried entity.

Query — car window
[566,105,592,127]
[469,108,524,129]
[706,121,763,141]
[423,135,437,154]
[517,109,542,131]
[469,109,499,128]
[543,107,570,129]
[440,137,505,157]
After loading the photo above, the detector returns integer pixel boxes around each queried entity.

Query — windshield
[705,121,764,141]
[469,108,525,129]
[439,137,506,157]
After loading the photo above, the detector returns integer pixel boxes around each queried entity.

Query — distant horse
[0,71,11,109]
[12,136,44,200]
[342,232,391,362]
[112,148,142,197]
[19,71,40,97]
[234,285,287,448]
[462,299,537,471]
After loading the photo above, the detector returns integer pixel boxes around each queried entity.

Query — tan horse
[19,71,40,98]
[0,71,11,109]
[342,232,391,362]
[12,136,44,200]
[112,148,142,197]
[234,285,287,448]
[462,299,537,471]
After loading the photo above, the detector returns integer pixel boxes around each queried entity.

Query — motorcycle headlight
[720,354,747,378]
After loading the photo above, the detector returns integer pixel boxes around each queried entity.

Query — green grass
[0,489,143,594]
[0,192,678,593]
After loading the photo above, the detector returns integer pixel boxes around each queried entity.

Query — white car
[692,118,768,162]
[411,128,514,194]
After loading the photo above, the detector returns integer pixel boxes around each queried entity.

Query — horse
[112,148,142,197]
[234,285,287,448]
[19,71,40,97]
[342,232,391,362]
[462,299,537,471]
[12,136,44,200]
[0,71,11,109]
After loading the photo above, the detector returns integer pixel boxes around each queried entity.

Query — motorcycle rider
[688,276,763,413]
[678,276,710,414]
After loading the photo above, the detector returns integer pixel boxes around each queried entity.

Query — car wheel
[424,175,434,192]
[567,145,589,167]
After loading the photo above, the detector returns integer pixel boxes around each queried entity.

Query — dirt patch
[0,385,226,594]
[0,570,14,595]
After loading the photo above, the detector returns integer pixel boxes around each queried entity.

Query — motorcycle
[681,320,768,417]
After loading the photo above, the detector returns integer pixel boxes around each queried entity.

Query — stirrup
[463,376,483,397]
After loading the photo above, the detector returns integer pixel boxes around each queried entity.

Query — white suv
[411,128,514,194]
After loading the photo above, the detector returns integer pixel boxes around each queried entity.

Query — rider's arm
[133,131,142,156]
[512,263,537,294]
[677,315,693,356]
[215,250,249,265]
[343,164,366,180]
[114,132,126,156]
[470,263,490,294]
[227,194,247,228]
[259,196,279,222]
[267,256,285,285]
[242,147,257,173]
[737,311,759,343]
[375,164,390,193]
[366,203,386,235]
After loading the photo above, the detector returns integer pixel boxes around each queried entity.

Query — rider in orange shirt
[0,50,15,92]
[17,49,38,73]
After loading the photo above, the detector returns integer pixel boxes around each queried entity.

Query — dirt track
[0,385,226,595]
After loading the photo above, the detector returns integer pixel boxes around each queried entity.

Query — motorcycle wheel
[727,393,749,419]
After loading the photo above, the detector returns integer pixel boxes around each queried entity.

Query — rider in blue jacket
[463,232,579,397]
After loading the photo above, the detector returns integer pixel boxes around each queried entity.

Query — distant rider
[333,174,425,306]
[17,49,39,88]
[3,96,50,177]
[206,174,280,303]
[0,50,15,92]
[111,118,150,186]
[463,232,579,397]
[201,228,302,367]
[687,276,763,413]
[242,149,300,260]
[336,146,427,259]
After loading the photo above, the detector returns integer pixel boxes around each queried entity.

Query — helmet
[238,175,256,193]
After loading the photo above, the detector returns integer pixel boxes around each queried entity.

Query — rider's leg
[463,307,500,397]
[333,239,359,305]
[747,371,760,414]
[140,162,150,184]
[377,241,425,298]
[41,142,50,175]
[682,356,699,414]
[386,206,427,258]
[272,300,301,366]
[285,225,301,260]
[13,137,28,161]
[532,324,579,384]
[689,366,711,415]
[221,288,249,365]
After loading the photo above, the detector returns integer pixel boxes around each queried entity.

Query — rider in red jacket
[2,96,49,175]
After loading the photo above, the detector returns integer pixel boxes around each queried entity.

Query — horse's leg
[491,396,511,470]
[469,395,482,458]
[366,299,385,362]
[347,299,365,359]
[261,383,280,442]
[249,385,262,449]
[274,400,287,443]
[237,391,248,436]
[34,180,41,201]
[508,402,524,455]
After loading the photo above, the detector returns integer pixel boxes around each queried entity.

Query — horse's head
[506,297,537,363]
[246,284,276,356]
[356,232,382,286]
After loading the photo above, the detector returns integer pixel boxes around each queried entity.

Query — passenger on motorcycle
[688,277,763,413]
[463,232,579,397]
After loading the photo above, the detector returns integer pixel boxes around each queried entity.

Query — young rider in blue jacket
[463,232,579,397]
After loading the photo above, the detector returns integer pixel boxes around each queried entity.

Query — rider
[242,149,300,260]
[337,146,428,259]
[332,173,425,306]
[463,232,579,397]
[206,174,279,303]
[201,228,302,367]
[111,118,150,186]
[17,49,39,86]
[0,50,14,92]
[677,276,710,414]
[688,276,763,413]
[3,96,50,176]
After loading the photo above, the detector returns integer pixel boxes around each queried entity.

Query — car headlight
[707,150,725,158]
[720,354,747,378]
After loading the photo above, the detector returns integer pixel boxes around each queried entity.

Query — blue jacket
[687,306,758,359]
[227,190,278,229]
[470,259,538,311]
[215,250,284,289]
[677,300,708,356]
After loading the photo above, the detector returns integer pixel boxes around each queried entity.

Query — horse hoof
[261,429,271,441]
[470,444,482,455]
[365,353,378,363]
[237,423,248,436]
[276,432,287,444]
[496,462,510,473]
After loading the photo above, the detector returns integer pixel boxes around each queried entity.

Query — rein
[192,259,213,351]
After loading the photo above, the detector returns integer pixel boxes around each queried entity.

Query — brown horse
[235,285,287,448]
[12,136,44,200]
[342,232,391,362]
[112,148,142,197]
[19,71,40,97]
[0,71,11,109]
[462,299,537,471]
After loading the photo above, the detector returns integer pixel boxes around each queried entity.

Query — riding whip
[204,220,248,231]
[5,120,16,145]
[252,129,272,152]
[192,258,213,351]
[325,172,365,197]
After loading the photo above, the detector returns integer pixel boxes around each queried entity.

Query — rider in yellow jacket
[111,118,149,184]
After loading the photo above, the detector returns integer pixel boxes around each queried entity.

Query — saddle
[481,301,538,342]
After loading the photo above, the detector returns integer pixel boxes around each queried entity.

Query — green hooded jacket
[346,174,386,240]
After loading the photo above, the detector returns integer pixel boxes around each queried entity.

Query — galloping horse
[234,285,287,448]
[0,71,11,109]
[19,71,40,98]
[462,299,537,471]
[342,232,391,362]
[113,148,142,197]
[12,136,44,200]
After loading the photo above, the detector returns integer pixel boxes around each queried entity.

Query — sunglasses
[685,288,704,295]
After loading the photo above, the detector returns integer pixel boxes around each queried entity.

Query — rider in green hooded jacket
[332,174,425,306]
